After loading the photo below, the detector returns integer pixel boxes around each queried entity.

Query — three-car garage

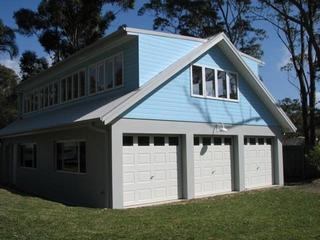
[121,134,274,207]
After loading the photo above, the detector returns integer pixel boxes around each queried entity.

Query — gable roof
[100,30,296,132]
[0,28,296,137]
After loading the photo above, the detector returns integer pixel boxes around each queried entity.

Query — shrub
[307,145,320,171]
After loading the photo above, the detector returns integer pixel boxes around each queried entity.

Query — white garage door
[244,137,273,189]
[194,136,233,196]
[122,135,180,207]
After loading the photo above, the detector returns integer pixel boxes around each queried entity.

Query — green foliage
[0,65,19,129]
[278,98,303,135]
[138,0,266,58]
[308,145,320,171]
[0,19,18,59]
[19,51,49,81]
[14,0,134,63]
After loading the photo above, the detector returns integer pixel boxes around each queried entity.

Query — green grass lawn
[1,184,320,240]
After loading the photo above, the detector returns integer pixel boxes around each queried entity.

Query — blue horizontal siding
[124,45,277,126]
[241,55,259,76]
[138,34,201,86]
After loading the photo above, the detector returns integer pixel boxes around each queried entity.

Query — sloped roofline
[101,32,296,133]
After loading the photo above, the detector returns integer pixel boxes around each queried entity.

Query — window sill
[191,94,239,103]
[56,170,87,175]
[19,167,37,170]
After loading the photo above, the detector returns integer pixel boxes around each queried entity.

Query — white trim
[190,64,239,102]
[125,27,207,43]
[55,139,87,174]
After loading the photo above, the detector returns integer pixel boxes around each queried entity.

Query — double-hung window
[191,65,238,101]
[89,65,97,95]
[56,140,86,173]
[19,143,37,168]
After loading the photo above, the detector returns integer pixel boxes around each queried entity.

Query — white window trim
[55,139,87,174]
[190,64,239,102]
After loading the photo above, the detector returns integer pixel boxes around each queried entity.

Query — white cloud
[0,58,21,77]
[277,47,291,69]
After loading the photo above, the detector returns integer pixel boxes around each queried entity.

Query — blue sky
[0,0,301,101]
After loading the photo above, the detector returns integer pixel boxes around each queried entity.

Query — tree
[278,98,303,135]
[0,19,18,59]
[138,0,266,58]
[257,0,319,148]
[0,65,19,129]
[14,0,134,63]
[19,51,49,81]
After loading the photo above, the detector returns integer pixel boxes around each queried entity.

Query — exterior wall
[124,45,278,127]
[20,37,139,118]
[111,118,283,208]
[136,33,202,86]
[1,125,108,208]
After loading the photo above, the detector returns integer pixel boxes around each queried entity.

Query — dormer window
[191,65,238,101]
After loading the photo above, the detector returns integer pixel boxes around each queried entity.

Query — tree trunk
[308,38,316,147]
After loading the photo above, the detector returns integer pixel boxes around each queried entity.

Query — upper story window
[19,143,37,168]
[89,53,123,95]
[191,65,238,101]
[22,52,123,114]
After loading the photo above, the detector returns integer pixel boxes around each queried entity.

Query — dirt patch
[289,178,320,194]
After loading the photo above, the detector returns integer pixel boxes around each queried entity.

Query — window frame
[190,64,239,102]
[55,139,87,174]
[19,143,37,169]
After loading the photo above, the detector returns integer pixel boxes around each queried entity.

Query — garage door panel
[244,137,273,189]
[194,136,233,196]
[123,135,180,207]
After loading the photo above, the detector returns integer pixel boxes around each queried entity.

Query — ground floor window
[56,141,86,173]
[19,143,37,168]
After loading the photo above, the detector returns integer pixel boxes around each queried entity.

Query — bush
[307,145,320,171]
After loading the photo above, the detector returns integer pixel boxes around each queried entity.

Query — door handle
[150,175,154,179]
[211,170,215,175]
[256,166,260,170]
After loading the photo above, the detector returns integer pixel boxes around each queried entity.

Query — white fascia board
[125,27,207,42]
[220,36,296,132]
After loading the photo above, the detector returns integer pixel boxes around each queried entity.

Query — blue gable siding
[136,33,202,86]
[123,45,278,127]
[241,55,260,76]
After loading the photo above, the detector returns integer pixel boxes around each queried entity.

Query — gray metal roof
[0,91,135,137]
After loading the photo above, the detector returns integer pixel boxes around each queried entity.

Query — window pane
[123,136,133,146]
[105,60,113,89]
[194,136,200,146]
[33,91,38,110]
[154,136,165,146]
[44,87,48,107]
[61,79,66,102]
[97,63,105,92]
[73,73,79,99]
[138,136,149,146]
[53,82,59,104]
[169,137,179,146]
[192,65,203,95]
[217,71,227,98]
[114,54,123,87]
[202,137,211,146]
[89,66,97,94]
[205,68,215,97]
[229,73,238,100]
[79,142,86,173]
[213,137,222,145]
[20,144,35,168]
[79,70,86,97]
[224,138,232,145]
[49,84,53,106]
[62,142,78,172]
[266,138,272,145]
[67,76,72,100]
[30,93,34,111]
[244,137,248,145]
[40,89,44,109]
[249,138,256,145]
[258,138,265,145]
